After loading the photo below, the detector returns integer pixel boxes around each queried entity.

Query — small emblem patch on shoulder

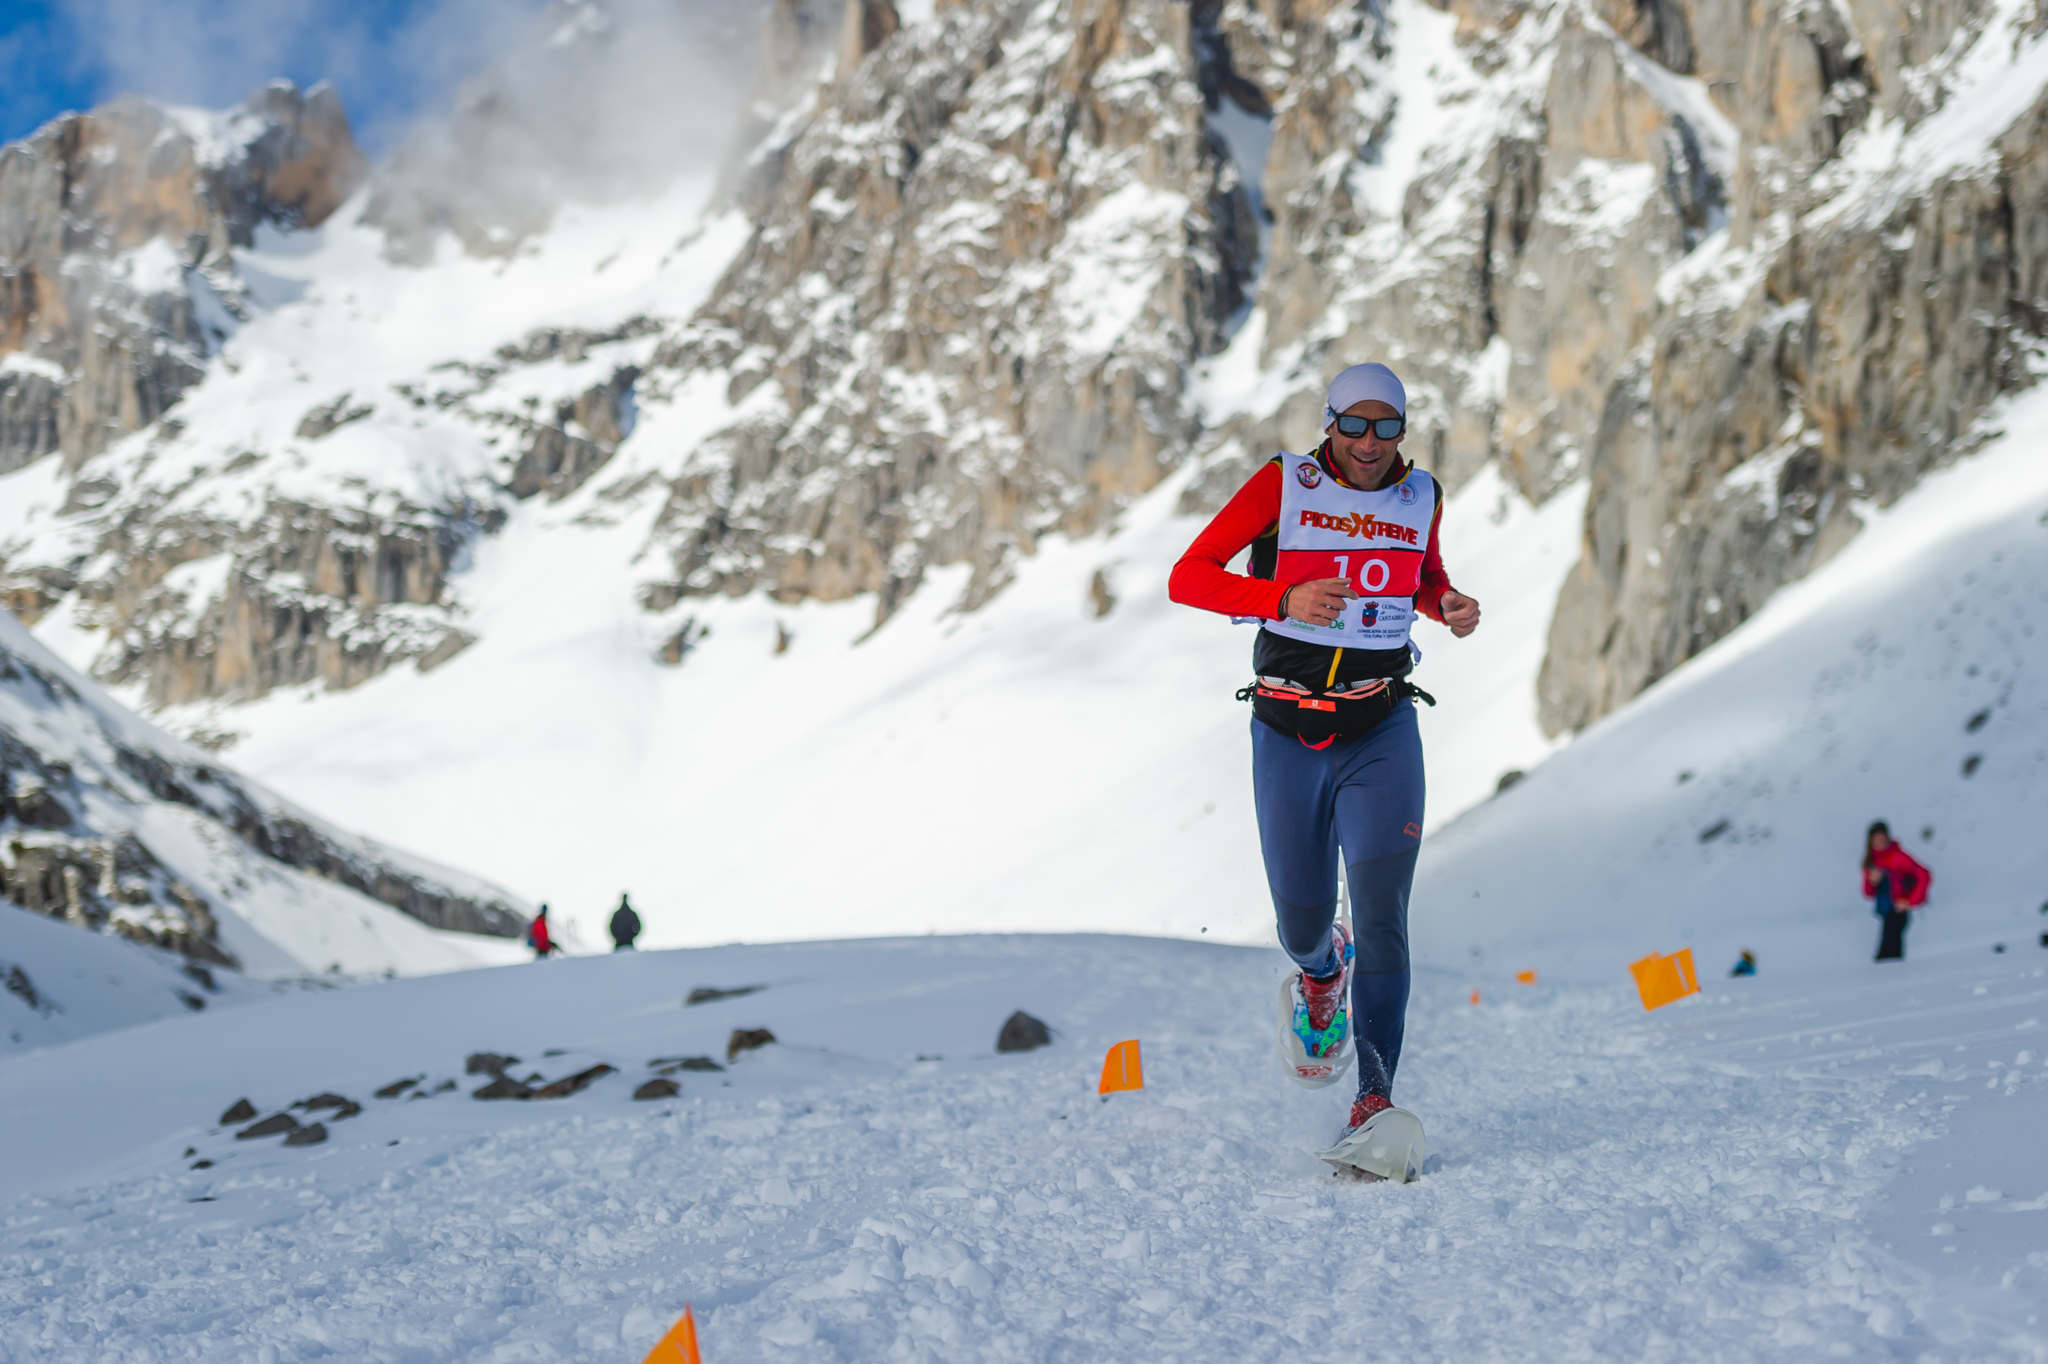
[1397,481,1418,505]
[1296,461,1323,489]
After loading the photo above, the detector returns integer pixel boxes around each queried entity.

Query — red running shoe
[1345,1092,1394,1131]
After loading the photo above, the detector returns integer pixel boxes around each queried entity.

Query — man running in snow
[1168,363,1479,1170]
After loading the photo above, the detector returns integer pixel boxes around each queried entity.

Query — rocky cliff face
[1526,0,2048,729]
[0,84,365,478]
[3,0,2046,740]
[647,0,1258,614]
[1176,0,2048,730]
[636,0,2048,724]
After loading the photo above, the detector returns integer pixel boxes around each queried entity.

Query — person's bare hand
[1285,577,1355,628]
[1441,589,1481,638]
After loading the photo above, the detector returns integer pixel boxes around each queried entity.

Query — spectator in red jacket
[1862,822,1930,962]
[526,904,560,960]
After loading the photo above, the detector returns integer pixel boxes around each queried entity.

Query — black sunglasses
[1329,412,1406,440]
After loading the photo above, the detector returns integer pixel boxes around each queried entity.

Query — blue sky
[0,0,548,156]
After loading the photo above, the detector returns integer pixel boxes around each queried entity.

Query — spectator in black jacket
[609,894,642,952]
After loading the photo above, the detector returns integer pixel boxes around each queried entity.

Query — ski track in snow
[2,938,2043,1362]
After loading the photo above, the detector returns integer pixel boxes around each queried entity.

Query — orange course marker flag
[1469,988,1481,1005]
[1097,1039,1144,1094]
[1515,970,1538,985]
[642,1306,702,1364]
[1630,949,1702,1011]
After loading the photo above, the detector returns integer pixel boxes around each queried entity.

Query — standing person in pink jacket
[1862,821,1930,962]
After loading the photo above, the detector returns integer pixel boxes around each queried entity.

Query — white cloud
[52,0,553,152]
[364,0,765,238]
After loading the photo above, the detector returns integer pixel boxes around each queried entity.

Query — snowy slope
[1418,387,2048,982]
[0,904,269,1054]
[0,931,2042,1360]
[130,356,2046,983]
[4,386,2046,1359]
[9,0,2043,980]
[1,607,534,982]
[2,0,1600,964]
[124,446,1581,954]
[0,174,744,574]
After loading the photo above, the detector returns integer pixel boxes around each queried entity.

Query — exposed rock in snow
[233,1111,300,1139]
[726,1026,777,1061]
[684,984,765,1005]
[996,1008,1053,1052]
[472,1073,535,1099]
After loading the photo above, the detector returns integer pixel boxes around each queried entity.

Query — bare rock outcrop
[508,367,642,500]
[646,0,1258,622]
[995,1010,1052,1053]
[1183,0,2048,732]
[0,84,365,475]
[1534,9,2048,730]
[235,1111,300,1139]
[75,500,483,708]
[837,0,901,79]
[726,1027,777,1061]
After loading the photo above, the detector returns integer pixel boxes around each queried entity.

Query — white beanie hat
[1323,363,1406,429]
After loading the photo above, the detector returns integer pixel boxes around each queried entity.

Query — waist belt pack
[1235,674,1436,745]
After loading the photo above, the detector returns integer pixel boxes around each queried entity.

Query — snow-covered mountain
[3,0,2048,963]
[3,2,2046,1353]
[1,605,531,982]
[1424,383,2048,979]
[8,0,2047,724]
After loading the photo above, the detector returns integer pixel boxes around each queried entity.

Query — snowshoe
[1318,1096,1424,1183]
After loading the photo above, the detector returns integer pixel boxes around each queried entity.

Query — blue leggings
[1251,704,1424,1099]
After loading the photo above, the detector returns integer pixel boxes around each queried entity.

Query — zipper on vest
[1326,647,1343,689]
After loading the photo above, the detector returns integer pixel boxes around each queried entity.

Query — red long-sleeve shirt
[1863,845,1931,908]
[1168,455,1455,622]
